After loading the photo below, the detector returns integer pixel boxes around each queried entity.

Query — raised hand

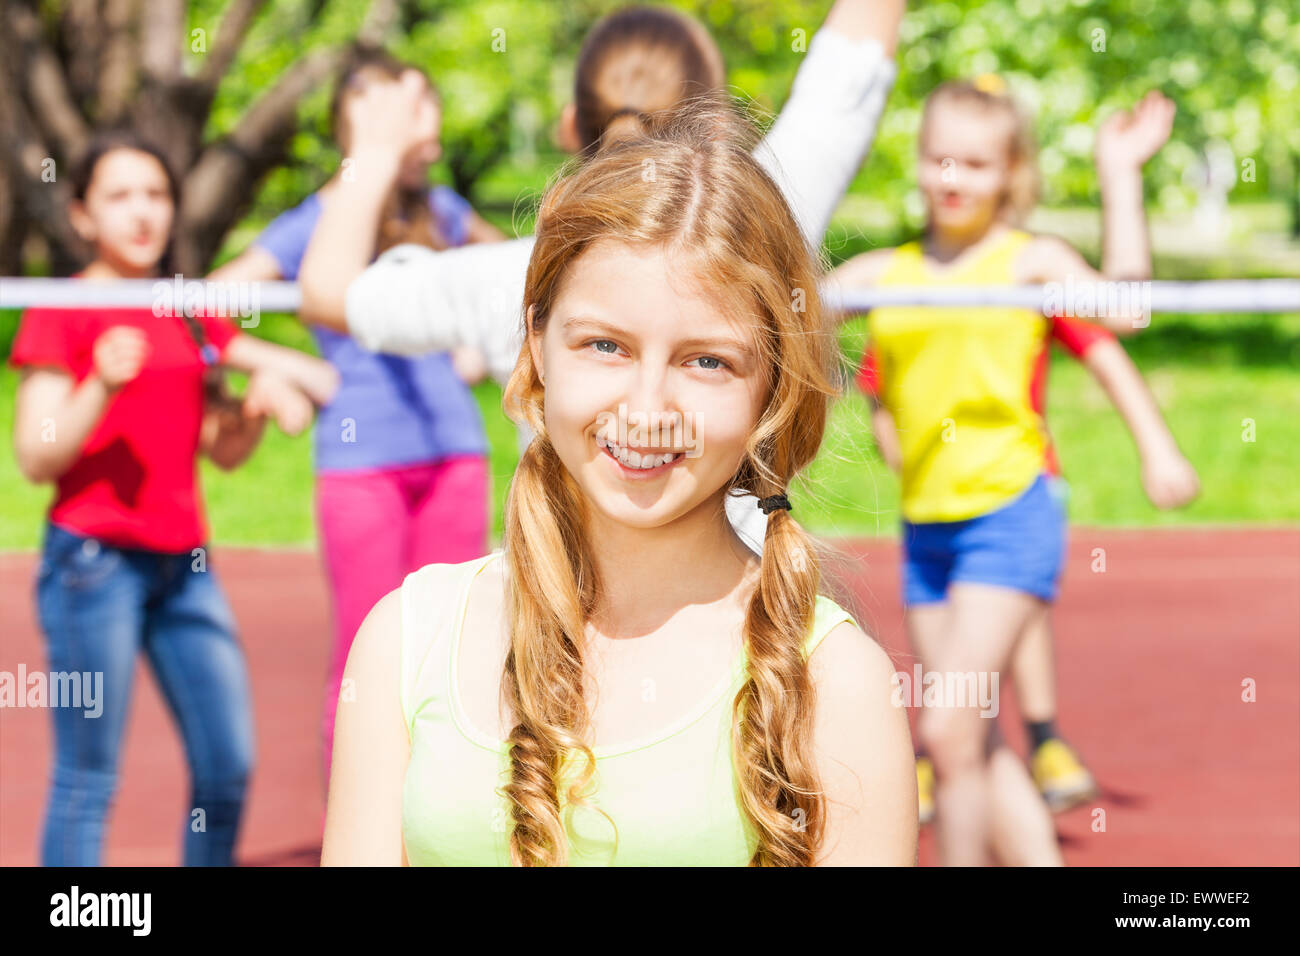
[92,326,150,391]
[341,69,430,166]
[1096,90,1176,173]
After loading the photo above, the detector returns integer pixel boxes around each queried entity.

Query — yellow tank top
[399,551,860,866]
[868,228,1049,522]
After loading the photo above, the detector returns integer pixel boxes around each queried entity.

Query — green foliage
[196,0,1298,256]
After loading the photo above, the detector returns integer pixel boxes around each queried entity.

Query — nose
[623,357,678,430]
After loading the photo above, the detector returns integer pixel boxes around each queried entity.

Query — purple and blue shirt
[254,187,487,472]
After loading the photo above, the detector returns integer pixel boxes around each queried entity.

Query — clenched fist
[1141,450,1200,510]
[92,326,150,391]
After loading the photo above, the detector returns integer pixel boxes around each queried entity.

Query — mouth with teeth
[596,434,686,477]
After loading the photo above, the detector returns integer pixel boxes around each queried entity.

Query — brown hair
[573,5,727,156]
[498,94,839,866]
[922,78,1041,225]
[330,46,450,253]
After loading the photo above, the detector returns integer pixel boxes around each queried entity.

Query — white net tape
[1,276,1297,314]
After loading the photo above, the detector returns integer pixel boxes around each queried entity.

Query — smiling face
[70,147,174,276]
[918,99,1016,238]
[528,238,768,531]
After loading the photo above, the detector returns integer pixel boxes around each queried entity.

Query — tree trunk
[1,0,399,277]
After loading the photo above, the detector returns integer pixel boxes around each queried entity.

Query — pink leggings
[316,455,489,786]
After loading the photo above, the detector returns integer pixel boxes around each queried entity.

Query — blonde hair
[923,78,1041,225]
[498,95,840,866]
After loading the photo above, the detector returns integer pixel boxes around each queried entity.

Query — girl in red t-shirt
[10,131,338,866]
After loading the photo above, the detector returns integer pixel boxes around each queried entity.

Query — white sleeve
[753,28,898,250]
[344,236,537,387]
[725,489,767,557]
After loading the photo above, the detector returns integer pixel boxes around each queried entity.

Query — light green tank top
[399,550,860,866]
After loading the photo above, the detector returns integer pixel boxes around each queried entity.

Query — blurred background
[2,0,1297,869]
[2,0,1297,545]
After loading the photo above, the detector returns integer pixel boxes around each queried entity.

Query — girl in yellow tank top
[831,78,1175,866]
[322,83,918,867]
[866,226,1049,523]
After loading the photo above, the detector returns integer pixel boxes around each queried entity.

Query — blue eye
[590,339,619,354]
[689,355,729,371]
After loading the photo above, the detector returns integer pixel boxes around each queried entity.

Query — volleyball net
[1,276,1297,317]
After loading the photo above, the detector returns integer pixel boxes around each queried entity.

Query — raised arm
[755,0,904,250]
[1095,91,1176,281]
[297,71,426,333]
[337,0,903,372]
[1017,92,1174,335]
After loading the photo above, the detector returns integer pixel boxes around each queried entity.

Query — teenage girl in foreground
[11,132,337,865]
[832,78,1178,865]
[322,99,918,866]
[212,48,503,788]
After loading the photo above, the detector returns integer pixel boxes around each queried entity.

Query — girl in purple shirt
[215,49,505,790]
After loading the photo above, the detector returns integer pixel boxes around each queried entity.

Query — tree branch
[0,47,87,273]
[197,0,268,93]
[139,0,183,83]
[176,48,345,271]
[60,0,104,109]
[357,0,399,46]
[8,1,91,160]
[97,0,141,126]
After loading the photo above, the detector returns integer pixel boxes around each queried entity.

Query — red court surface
[2,527,1297,867]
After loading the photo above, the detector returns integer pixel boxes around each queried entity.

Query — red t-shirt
[856,314,1116,477]
[10,306,242,553]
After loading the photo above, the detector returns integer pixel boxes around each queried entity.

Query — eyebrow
[560,315,755,354]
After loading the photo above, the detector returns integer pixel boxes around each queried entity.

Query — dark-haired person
[213,51,505,790]
[11,132,338,866]
[295,1,905,385]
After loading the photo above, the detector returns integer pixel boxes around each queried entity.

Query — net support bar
[0,277,302,315]
[828,279,1300,314]
[1,276,1297,314]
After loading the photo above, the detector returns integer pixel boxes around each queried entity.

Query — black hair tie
[757,494,792,515]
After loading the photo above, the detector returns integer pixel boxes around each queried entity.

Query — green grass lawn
[3,305,1297,551]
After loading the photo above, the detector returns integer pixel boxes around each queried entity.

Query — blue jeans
[35,523,256,866]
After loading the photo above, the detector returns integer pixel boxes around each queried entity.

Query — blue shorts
[901,473,1068,606]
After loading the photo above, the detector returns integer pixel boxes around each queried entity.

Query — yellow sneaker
[1031,738,1099,812]
[916,756,935,825]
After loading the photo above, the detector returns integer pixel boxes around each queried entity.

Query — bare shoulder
[348,560,476,690]
[346,587,405,679]
[808,618,898,701]
[828,247,896,288]
[1016,231,1092,283]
